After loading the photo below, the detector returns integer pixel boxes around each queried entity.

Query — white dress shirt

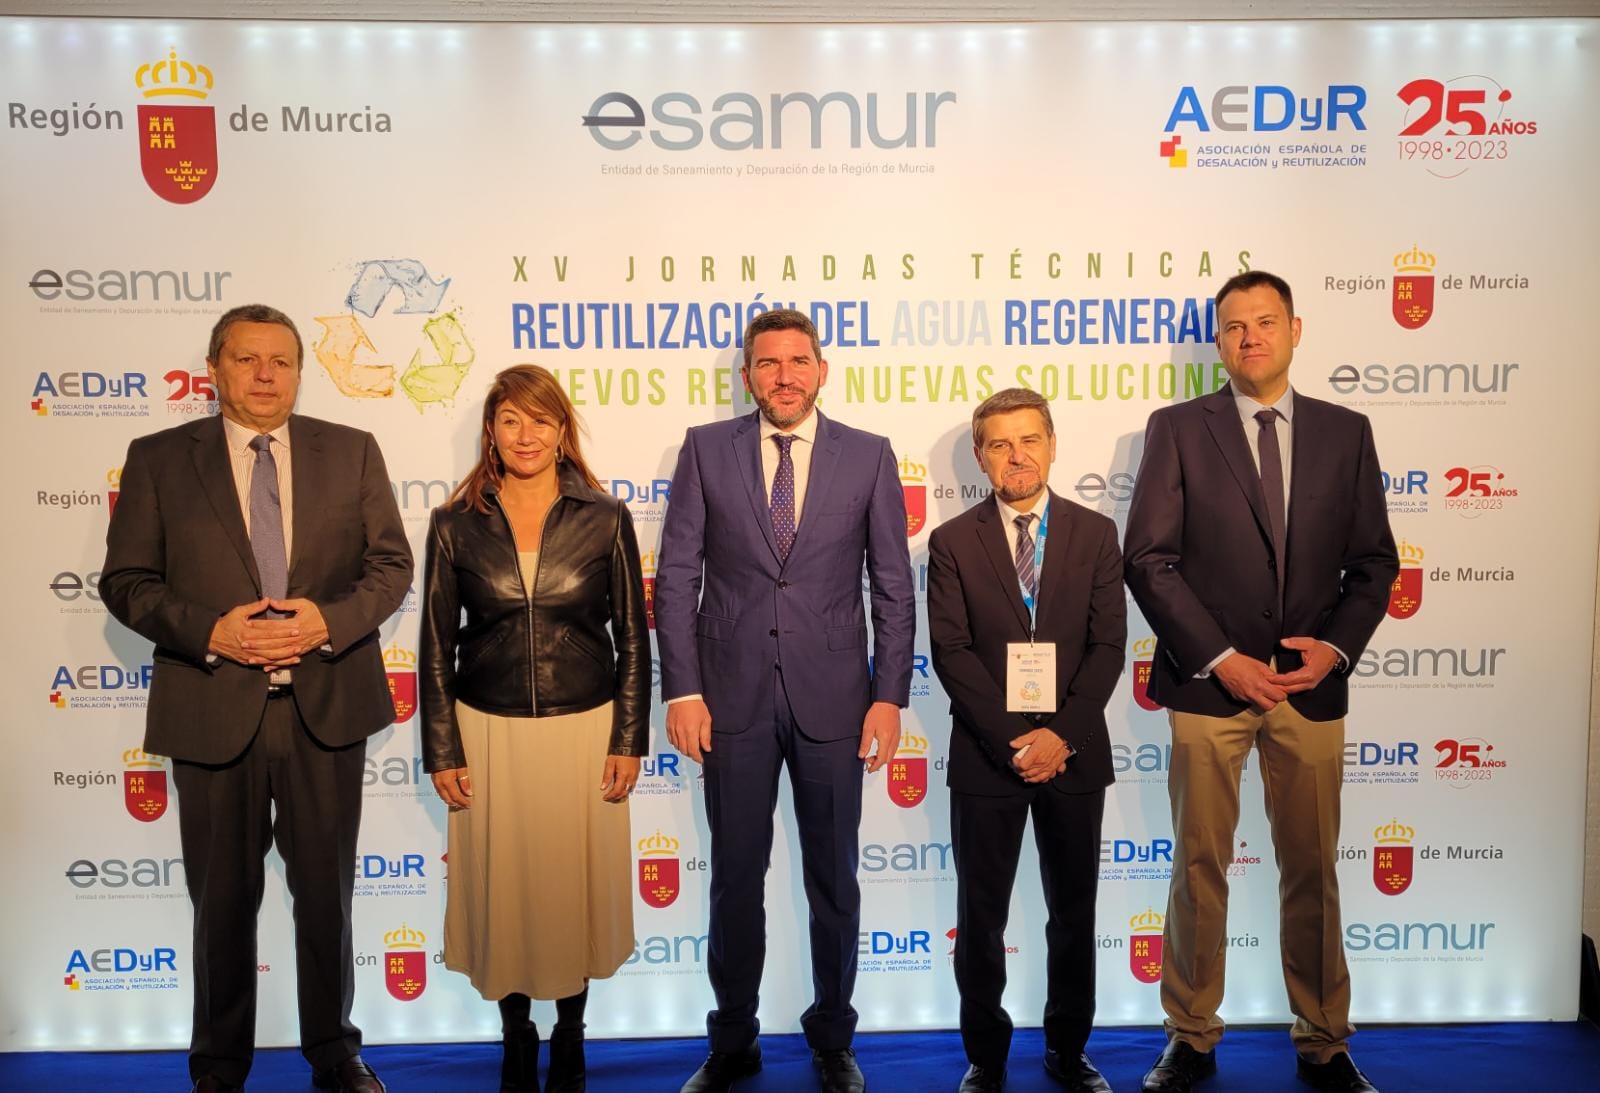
[995,491,1050,588]
[221,416,294,560]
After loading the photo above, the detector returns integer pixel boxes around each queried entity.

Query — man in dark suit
[1124,272,1397,1093]
[655,308,916,1093]
[927,387,1125,1093]
[102,304,412,1093]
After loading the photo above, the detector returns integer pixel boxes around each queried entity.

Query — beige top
[518,551,539,597]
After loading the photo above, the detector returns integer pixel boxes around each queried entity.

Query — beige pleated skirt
[443,698,635,1001]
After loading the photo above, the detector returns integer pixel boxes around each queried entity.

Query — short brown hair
[207,304,303,367]
[971,387,1054,447]
[1215,270,1295,318]
[742,308,822,370]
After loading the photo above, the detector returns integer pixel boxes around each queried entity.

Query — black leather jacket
[420,465,651,772]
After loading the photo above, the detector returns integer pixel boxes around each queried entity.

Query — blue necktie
[771,434,797,561]
[249,434,289,615]
[1013,513,1038,601]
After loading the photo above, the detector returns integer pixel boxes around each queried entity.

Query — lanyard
[1018,499,1049,636]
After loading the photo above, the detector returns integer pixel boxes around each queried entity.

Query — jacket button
[1267,558,1276,570]
[778,580,790,589]
[769,629,778,637]
[1261,609,1273,619]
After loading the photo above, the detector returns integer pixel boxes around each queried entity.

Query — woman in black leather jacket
[420,364,649,1093]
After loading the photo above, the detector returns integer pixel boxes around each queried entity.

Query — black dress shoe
[958,1063,1006,1092]
[680,1043,763,1093]
[1141,1039,1216,1093]
[546,1026,586,1092]
[311,1054,386,1093]
[501,1023,540,1091]
[191,1078,242,1093]
[1296,1052,1379,1093]
[814,1047,867,1093]
[1044,1048,1112,1091]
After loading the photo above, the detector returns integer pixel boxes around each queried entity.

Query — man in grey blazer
[103,304,412,1093]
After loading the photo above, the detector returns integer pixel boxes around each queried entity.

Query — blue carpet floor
[3,1023,1597,1091]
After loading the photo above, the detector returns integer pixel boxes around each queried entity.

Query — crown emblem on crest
[1131,636,1157,657]
[1397,540,1424,567]
[1374,819,1415,845]
[123,747,164,769]
[1393,246,1437,275]
[384,924,426,949]
[638,829,680,857]
[897,732,928,756]
[135,47,214,100]
[1130,908,1165,933]
[383,643,418,670]
[898,457,927,484]
[639,549,658,576]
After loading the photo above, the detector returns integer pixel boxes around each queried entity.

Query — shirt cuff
[667,693,704,705]
[1195,647,1235,680]
[1324,642,1349,671]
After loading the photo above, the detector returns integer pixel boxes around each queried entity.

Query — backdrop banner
[3,16,1594,1050]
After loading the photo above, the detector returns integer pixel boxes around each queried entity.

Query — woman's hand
[432,766,473,810]
[600,754,642,803]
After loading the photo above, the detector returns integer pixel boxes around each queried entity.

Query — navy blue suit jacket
[654,410,916,738]
[1123,384,1398,720]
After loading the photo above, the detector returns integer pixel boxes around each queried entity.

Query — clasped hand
[209,597,331,670]
[1010,728,1070,783]
[1213,637,1339,712]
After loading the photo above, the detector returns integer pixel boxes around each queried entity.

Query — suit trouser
[951,785,1105,1069]
[171,693,366,1084]
[1161,703,1353,1063]
[701,673,863,1052]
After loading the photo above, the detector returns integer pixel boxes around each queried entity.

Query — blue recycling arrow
[345,259,451,317]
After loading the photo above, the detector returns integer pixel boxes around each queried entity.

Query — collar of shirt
[995,489,1050,571]
[757,408,819,449]
[1233,384,1295,428]
[995,491,1047,530]
[221,414,292,455]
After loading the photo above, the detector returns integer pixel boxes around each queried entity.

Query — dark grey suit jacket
[103,413,413,764]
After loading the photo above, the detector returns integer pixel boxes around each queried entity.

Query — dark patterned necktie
[1013,513,1038,601]
[1254,408,1286,596]
[771,434,797,561]
[249,434,289,616]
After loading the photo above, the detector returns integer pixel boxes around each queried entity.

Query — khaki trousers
[1161,703,1354,1062]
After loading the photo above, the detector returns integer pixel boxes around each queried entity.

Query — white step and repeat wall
[2,16,1596,1051]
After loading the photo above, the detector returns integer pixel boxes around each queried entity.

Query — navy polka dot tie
[771,434,797,561]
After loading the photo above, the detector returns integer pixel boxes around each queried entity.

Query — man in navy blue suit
[656,308,916,1093]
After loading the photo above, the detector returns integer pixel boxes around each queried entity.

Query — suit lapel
[1032,492,1072,636]
[732,412,781,563]
[976,496,1032,634]
[1285,394,1329,540]
[790,411,840,564]
[287,416,320,584]
[190,416,261,590]
[1202,384,1273,545]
